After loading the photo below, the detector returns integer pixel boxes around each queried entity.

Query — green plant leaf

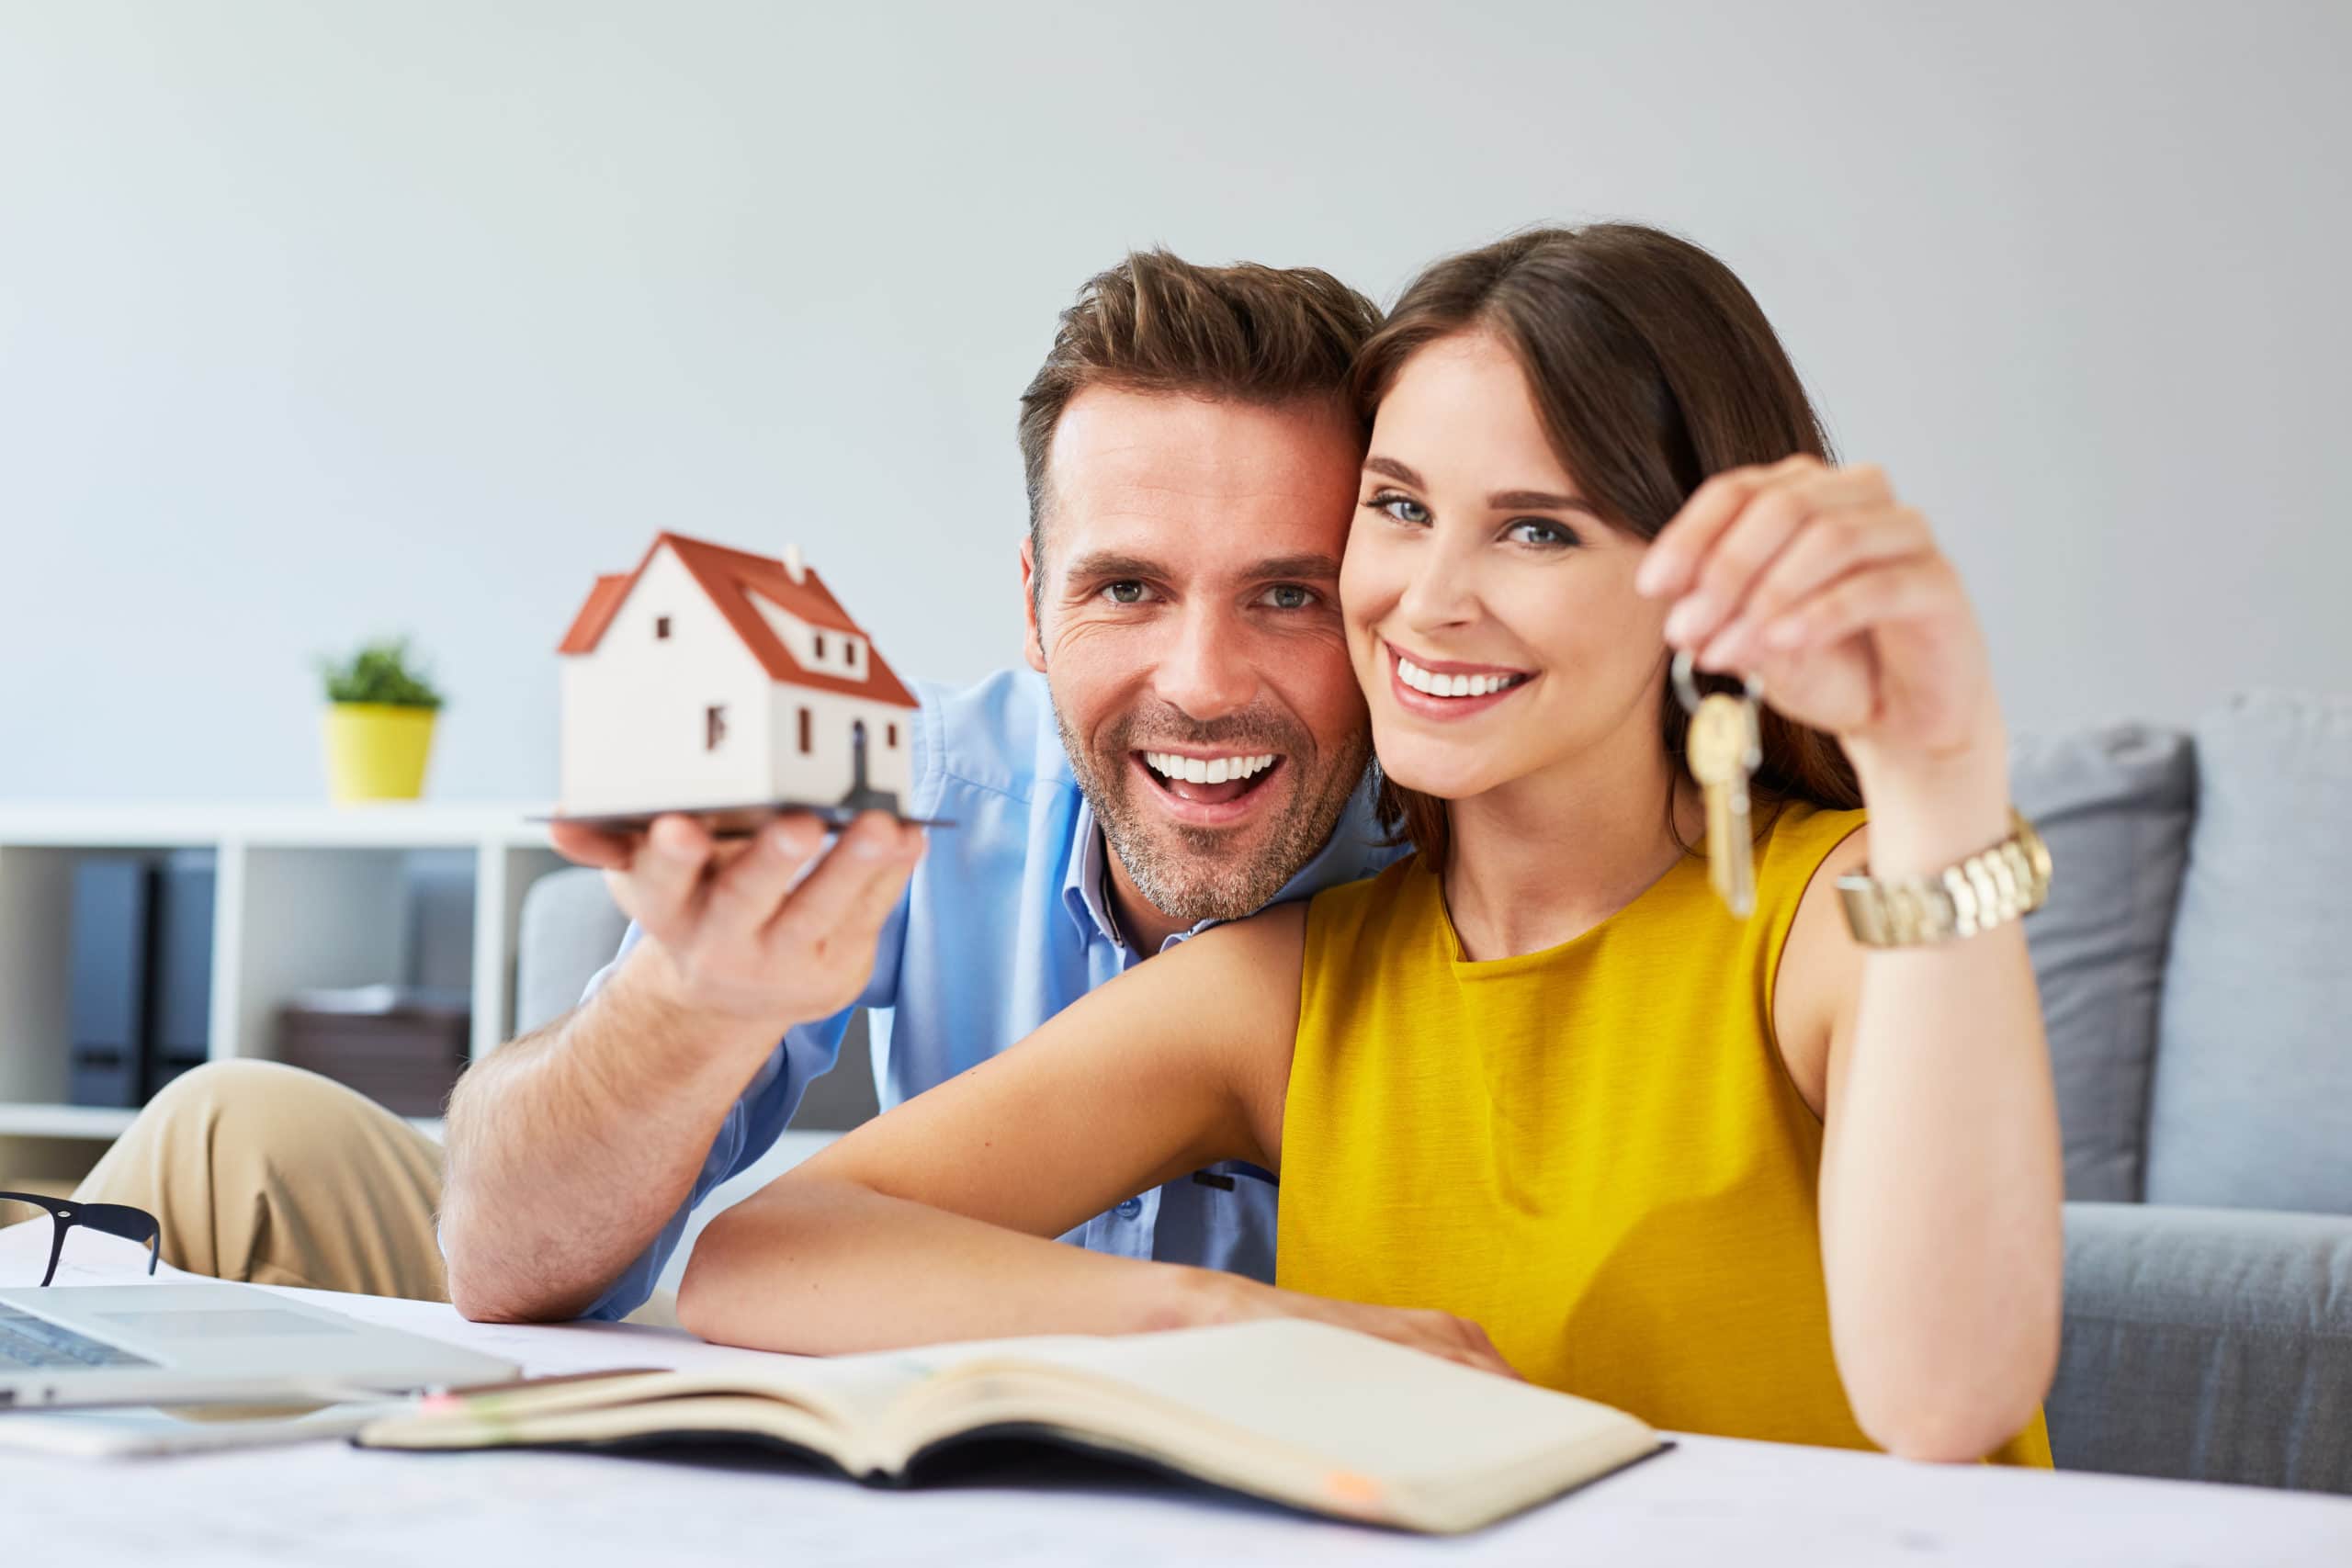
[318,637,446,709]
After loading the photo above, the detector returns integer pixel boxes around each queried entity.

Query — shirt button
[1114,1198,1143,1220]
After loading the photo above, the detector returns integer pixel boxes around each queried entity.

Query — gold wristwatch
[1836,807,2053,948]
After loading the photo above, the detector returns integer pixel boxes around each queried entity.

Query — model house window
[814,633,827,661]
[887,722,898,749]
[705,705,727,751]
[655,616,671,640]
[797,706,812,754]
[846,642,860,671]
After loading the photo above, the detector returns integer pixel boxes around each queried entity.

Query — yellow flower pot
[322,704,437,803]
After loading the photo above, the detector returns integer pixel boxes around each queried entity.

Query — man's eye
[1102,581,1149,604]
[1260,584,1316,610]
[1371,491,1430,525]
[1507,519,1578,548]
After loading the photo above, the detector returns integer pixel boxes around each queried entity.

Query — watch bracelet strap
[1836,807,2051,948]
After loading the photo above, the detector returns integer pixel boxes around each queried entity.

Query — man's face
[1023,387,1372,925]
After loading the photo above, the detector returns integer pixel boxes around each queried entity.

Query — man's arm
[439,808,922,1323]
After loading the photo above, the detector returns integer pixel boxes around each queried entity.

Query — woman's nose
[1396,545,1482,631]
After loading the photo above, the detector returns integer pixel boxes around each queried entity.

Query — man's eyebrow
[1060,551,1170,582]
[1247,552,1342,582]
[1061,550,1340,584]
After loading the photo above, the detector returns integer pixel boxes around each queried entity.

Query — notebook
[357,1318,1666,1533]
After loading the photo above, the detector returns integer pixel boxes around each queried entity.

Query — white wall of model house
[560,547,771,814]
[559,543,913,816]
[768,684,912,807]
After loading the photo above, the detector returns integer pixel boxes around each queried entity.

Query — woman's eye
[1507,519,1578,548]
[1260,584,1316,610]
[1369,491,1430,525]
[1102,581,1149,604]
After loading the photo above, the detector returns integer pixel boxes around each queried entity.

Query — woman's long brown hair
[1352,224,1862,868]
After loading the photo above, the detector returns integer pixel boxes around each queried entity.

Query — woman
[677,225,2064,1465]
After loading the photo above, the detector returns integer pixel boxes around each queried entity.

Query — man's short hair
[1017,251,1382,601]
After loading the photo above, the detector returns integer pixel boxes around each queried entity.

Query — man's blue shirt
[578,668,1398,1321]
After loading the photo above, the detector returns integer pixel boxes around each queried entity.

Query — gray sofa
[2016,692,2350,1494]
[513,690,2351,1494]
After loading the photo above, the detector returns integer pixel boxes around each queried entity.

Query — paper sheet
[0,1215,201,1288]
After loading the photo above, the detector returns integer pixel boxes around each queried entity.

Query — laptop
[0,1281,517,1410]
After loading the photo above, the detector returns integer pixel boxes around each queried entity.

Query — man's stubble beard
[1051,697,1372,927]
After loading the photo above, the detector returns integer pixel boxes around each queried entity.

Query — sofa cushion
[2009,724,2198,1201]
[2146,692,2352,1214]
[2051,1201,2352,1493]
[514,867,629,1038]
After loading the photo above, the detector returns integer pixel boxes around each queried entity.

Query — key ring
[1670,648,1763,719]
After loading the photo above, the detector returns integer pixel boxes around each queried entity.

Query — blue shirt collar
[1061,776,1388,956]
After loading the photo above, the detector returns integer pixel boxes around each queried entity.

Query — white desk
[3,1265,2349,1563]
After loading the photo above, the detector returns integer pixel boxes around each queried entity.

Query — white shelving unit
[0,803,564,1145]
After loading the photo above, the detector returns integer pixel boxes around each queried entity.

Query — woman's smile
[1383,639,1538,721]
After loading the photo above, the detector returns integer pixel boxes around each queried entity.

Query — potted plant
[318,637,446,803]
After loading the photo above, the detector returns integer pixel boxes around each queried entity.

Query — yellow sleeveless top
[1279,801,2052,1466]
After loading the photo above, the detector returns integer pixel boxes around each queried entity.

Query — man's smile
[1129,748,1288,823]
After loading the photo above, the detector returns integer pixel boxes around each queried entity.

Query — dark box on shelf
[68,859,153,1108]
[277,987,469,1118]
[65,851,219,1109]
[146,850,216,1098]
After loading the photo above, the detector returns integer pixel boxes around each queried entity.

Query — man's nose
[1153,604,1258,723]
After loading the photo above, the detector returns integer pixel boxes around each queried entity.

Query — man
[74,251,1397,1323]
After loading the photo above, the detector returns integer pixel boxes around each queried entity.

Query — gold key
[1674,650,1762,918]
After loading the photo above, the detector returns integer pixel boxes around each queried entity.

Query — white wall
[3,1,2346,804]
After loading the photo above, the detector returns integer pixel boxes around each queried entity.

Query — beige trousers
[72,1059,674,1325]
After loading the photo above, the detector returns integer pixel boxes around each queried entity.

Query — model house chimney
[782,543,806,584]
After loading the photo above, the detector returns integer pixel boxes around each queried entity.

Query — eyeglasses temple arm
[40,1219,67,1289]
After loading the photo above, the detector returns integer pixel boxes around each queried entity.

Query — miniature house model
[556,533,918,819]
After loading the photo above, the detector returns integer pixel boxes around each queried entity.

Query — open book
[357,1318,1665,1534]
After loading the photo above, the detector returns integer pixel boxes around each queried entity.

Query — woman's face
[1340,330,1671,803]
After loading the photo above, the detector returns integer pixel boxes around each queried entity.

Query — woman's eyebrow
[1368,457,1601,518]
[1488,488,1603,516]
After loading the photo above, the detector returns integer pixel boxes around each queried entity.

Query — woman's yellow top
[1278,800,2051,1466]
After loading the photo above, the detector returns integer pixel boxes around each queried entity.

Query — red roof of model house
[557,533,919,708]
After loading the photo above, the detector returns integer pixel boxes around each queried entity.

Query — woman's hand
[1635,456,2004,778]
[1193,1271,1523,1381]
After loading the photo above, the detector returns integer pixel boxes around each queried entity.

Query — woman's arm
[1645,455,2064,1462]
[674,904,1514,1374]
[1776,754,2064,1464]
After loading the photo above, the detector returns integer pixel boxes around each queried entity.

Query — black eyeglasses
[0,1192,160,1287]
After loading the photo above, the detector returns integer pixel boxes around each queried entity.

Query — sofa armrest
[2052,1201,2352,1494]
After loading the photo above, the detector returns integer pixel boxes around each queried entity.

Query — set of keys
[1673,649,1763,919]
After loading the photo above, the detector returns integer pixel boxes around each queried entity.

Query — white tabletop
[2,1241,2348,1564]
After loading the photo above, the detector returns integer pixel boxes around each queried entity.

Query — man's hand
[550,810,925,1036]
